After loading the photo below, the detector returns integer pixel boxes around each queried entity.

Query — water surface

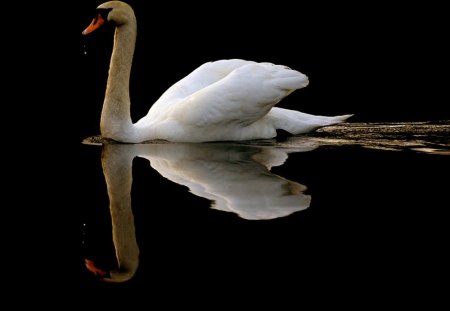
[79,121,449,288]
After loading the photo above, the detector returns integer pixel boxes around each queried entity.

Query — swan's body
[83,1,352,143]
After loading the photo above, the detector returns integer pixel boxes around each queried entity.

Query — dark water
[78,122,449,292]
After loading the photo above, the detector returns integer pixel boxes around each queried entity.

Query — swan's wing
[167,62,308,127]
[147,59,256,113]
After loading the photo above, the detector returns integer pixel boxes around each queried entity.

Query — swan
[82,1,352,143]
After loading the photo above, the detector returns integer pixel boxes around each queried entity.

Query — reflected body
[126,143,315,220]
[87,141,316,282]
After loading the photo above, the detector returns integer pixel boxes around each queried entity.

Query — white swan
[82,1,352,143]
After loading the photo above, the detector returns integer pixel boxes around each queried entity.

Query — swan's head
[82,1,135,35]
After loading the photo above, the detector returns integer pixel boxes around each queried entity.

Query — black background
[9,0,449,302]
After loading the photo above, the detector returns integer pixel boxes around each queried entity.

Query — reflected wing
[136,143,311,220]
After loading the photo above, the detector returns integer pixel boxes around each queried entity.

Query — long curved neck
[100,18,137,142]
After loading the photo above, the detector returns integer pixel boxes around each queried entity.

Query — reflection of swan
[85,142,315,281]
[82,1,352,143]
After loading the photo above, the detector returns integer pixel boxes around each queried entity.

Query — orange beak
[82,14,105,35]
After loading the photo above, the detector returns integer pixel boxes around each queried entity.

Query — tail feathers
[305,113,354,129]
[269,108,353,134]
[333,114,354,122]
[317,114,354,126]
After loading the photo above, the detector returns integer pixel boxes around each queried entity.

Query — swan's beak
[82,14,105,35]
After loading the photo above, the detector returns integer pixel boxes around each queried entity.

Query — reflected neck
[102,145,139,282]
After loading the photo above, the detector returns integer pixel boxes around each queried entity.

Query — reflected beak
[85,259,107,278]
[82,14,105,35]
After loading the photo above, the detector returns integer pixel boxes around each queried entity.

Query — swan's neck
[101,19,138,142]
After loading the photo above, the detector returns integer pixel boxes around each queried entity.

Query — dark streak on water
[312,121,450,154]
